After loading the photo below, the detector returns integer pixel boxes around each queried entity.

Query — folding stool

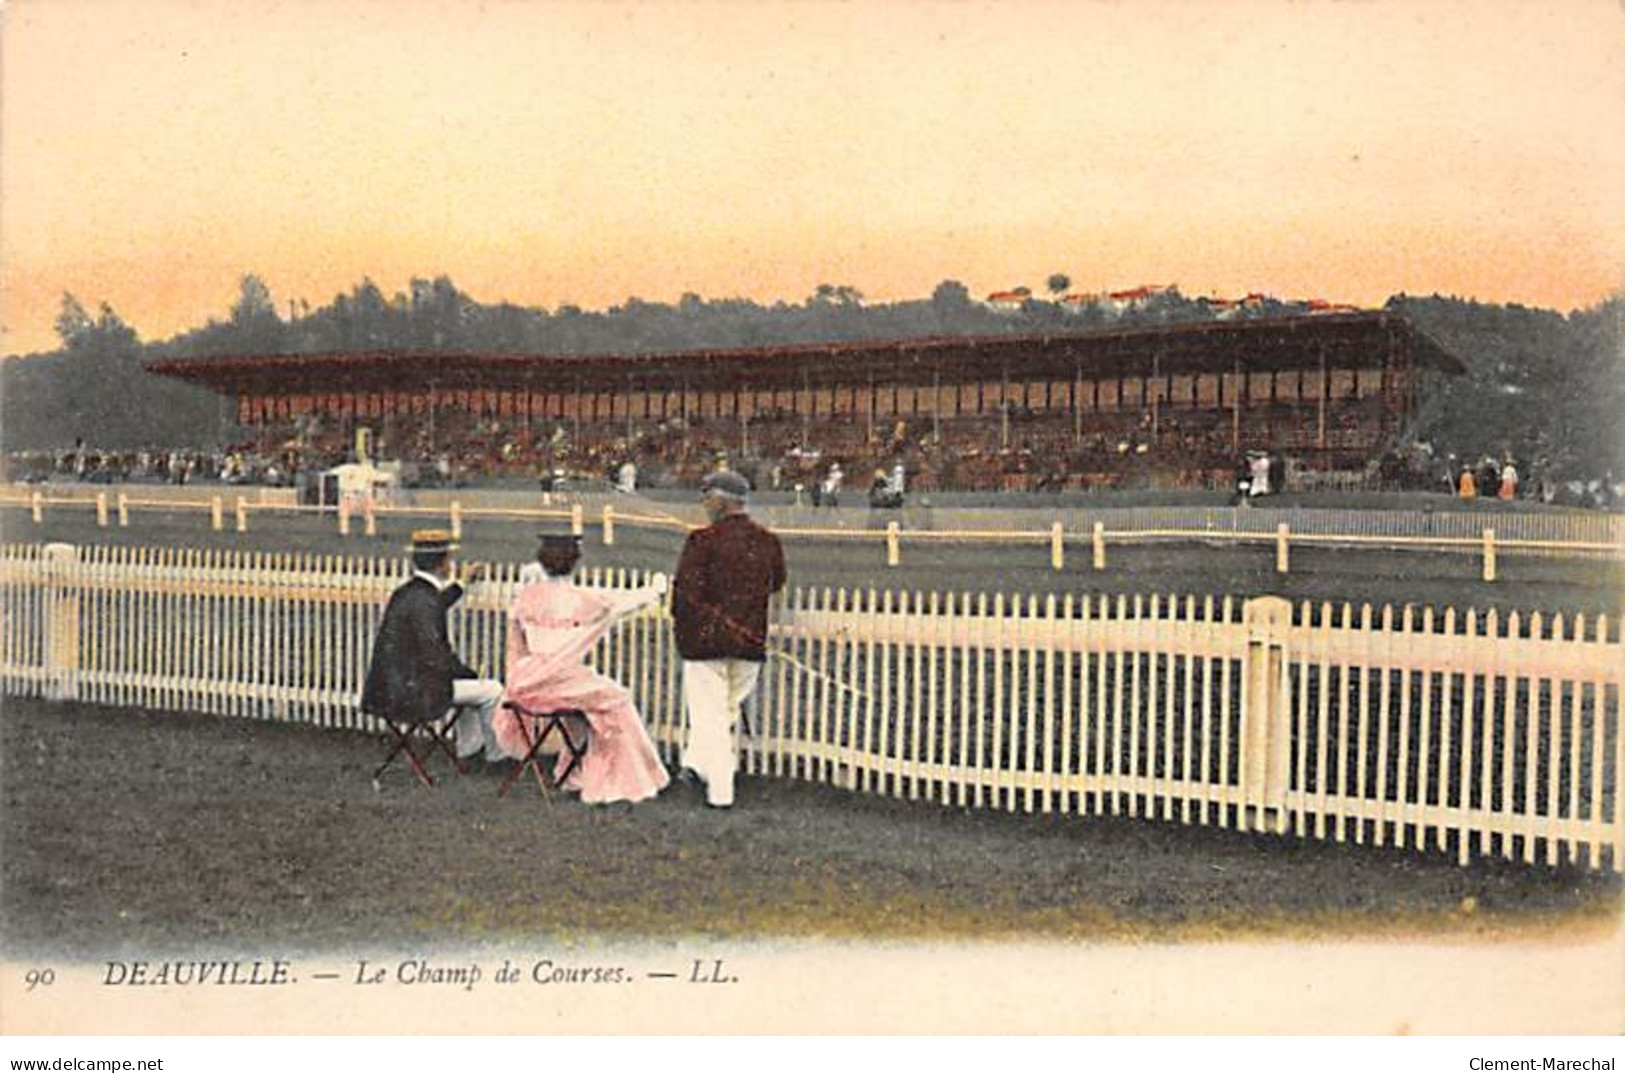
[496,702,590,798]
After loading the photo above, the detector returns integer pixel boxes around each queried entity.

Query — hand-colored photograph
[0,0,1620,1038]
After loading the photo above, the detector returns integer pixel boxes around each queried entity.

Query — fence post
[1050,522,1064,571]
[603,504,616,546]
[236,497,249,533]
[886,521,901,567]
[1092,521,1106,570]
[43,542,81,701]
[1482,528,1496,582]
[570,503,584,537]
[117,492,129,528]
[210,496,224,531]
[96,493,109,528]
[450,501,463,541]
[1241,595,1293,834]
[1276,523,1290,574]
[31,491,42,524]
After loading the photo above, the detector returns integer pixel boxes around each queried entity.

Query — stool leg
[498,714,547,797]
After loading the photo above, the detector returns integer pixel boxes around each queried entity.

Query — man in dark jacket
[361,529,504,760]
[672,470,787,808]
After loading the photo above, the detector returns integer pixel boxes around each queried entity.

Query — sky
[2,0,1621,357]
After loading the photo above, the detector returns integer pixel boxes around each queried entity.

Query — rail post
[96,492,109,528]
[1092,521,1106,570]
[570,503,584,537]
[1241,595,1293,833]
[30,491,42,524]
[603,504,616,546]
[235,497,249,533]
[886,521,901,567]
[210,495,224,531]
[450,501,463,541]
[117,492,129,527]
[43,542,81,702]
[1276,523,1290,574]
[1050,522,1064,571]
[364,504,377,537]
[1482,528,1496,582]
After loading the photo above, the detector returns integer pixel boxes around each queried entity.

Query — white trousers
[680,659,763,807]
[450,677,505,761]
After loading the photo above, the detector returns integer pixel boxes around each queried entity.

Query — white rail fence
[4,487,1622,583]
[2,542,1620,872]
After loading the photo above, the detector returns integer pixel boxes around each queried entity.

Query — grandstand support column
[1230,356,1242,453]
[1073,356,1083,445]
[801,366,811,449]
[865,373,875,445]
[43,542,81,702]
[1317,348,1329,450]
[1001,365,1010,449]
[428,380,438,456]
[1241,595,1293,833]
[932,368,942,445]
[1151,352,1161,443]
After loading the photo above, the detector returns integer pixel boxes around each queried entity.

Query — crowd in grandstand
[6,416,1621,511]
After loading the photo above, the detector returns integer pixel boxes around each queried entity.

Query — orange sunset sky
[2,0,1621,358]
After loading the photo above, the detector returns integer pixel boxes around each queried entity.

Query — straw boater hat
[407,528,459,553]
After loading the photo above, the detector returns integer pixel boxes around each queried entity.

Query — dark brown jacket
[672,513,787,661]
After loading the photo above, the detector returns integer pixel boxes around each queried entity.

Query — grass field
[1,695,1619,956]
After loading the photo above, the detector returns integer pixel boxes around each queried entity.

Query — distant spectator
[1458,467,1477,500]
[821,463,844,509]
[1497,461,1519,502]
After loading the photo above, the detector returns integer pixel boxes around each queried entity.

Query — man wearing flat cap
[361,529,505,763]
[672,470,787,808]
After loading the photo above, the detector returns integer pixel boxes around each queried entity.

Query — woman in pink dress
[492,536,670,804]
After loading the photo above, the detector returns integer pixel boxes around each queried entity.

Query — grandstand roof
[147,311,1464,396]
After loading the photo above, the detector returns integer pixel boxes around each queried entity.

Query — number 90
[25,967,55,990]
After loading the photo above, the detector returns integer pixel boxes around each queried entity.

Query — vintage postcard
[1,0,1621,1040]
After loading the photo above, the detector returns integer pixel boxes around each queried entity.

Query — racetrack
[4,500,1621,617]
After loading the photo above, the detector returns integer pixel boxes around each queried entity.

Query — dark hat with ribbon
[536,531,583,574]
[700,470,751,499]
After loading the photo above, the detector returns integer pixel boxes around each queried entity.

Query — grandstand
[147,311,1463,492]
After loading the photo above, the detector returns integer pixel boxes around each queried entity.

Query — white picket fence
[1,542,1620,872]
